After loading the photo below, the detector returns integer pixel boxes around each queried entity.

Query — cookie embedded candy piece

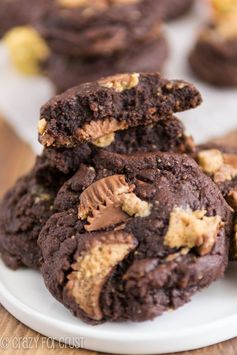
[197,146,237,186]
[66,231,137,321]
[78,174,151,231]
[38,72,202,147]
[196,144,237,260]
[0,167,56,269]
[164,207,222,256]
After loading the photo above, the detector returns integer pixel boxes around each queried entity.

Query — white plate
[1,259,237,354]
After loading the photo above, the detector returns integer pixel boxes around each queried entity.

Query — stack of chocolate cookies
[0,72,235,324]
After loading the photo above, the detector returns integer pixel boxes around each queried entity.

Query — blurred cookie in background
[164,0,195,20]
[2,0,168,92]
[0,0,49,38]
[189,0,237,86]
[42,33,168,93]
[36,0,166,58]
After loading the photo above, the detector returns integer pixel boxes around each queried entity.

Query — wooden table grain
[0,117,237,355]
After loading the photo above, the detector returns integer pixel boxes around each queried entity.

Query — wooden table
[0,117,237,355]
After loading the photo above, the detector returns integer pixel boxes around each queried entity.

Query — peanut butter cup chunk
[39,150,232,323]
[38,72,202,147]
[197,144,237,194]
[78,174,151,231]
[66,231,137,321]
[196,143,237,260]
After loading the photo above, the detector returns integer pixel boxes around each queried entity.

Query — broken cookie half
[38,72,202,148]
[39,150,232,323]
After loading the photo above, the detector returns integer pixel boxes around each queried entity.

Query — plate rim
[0,266,237,354]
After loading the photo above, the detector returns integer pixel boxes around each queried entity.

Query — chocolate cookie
[0,151,73,270]
[164,0,194,21]
[43,34,168,93]
[39,151,232,324]
[41,116,194,175]
[36,0,165,58]
[0,169,56,269]
[38,72,202,148]
[189,2,237,87]
[189,33,237,87]
[196,143,237,259]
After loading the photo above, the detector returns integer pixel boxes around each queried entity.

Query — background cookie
[189,1,237,86]
[0,169,56,269]
[164,0,195,21]
[0,0,48,38]
[189,36,237,87]
[42,35,168,93]
[36,0,166,57]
